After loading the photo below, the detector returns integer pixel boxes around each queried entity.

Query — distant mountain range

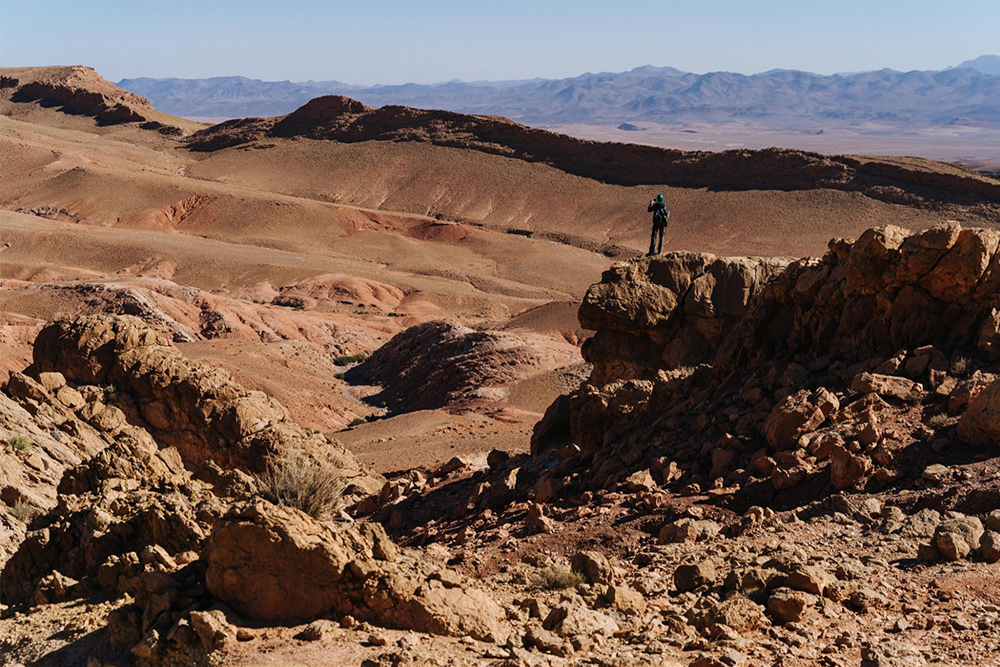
[118,56,1000,127]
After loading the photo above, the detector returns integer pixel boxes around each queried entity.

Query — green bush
[349,417,367,427]
[8,435,31,454]
[334,353,367,366]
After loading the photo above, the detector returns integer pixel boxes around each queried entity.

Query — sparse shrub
[334,372,346,381]
[8,435,31,454]
[349,417,367,427]
[928,412,956,430]
[950,355,974,379]
[529,564,585,591]
[256,451,346,521]
[9,500,39,524]
[334,353,367,366]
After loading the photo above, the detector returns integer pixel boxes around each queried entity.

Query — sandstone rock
[933,516,984,561]
[784,563,832,596]
[570,550,613,585]
[37,372,66,393]
[602,583,646,615]
[763,389,832,451]
[624,469,657,492]
[658,518,721,544]
[693,595,768,637]
[766,588,813,623]
[860,639,926,667]
[189,610,238,654]
[980,530,1000,563]
[899,508,942,539]
[523,625,570,657]
[851,372,924,402]
[674,560,717,593]
[33,316,378,495]
[542,603,619,638]
[829,443,873,490]
[958,378,1000,446]
[525,503,559,534]
[205,501,505,641]
[921,463,949,484]
[986,510,1000,532]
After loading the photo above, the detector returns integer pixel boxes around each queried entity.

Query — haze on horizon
[1,0,998,85]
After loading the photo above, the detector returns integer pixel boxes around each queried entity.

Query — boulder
[980,531,1000,563]
[542,603,619,638]
[674,560,717,593]
[205,501,506,641]
[766,588,814,623]
[658,518,721,544]
[570,550,614,585]
[958,378,1000,446]
[764,389,837,450]
[932,516,984,561]
[851,373,924,402]
[829,443,873,490]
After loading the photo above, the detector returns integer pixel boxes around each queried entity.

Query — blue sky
[1,1,997,83]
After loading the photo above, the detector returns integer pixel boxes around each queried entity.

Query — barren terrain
[2,66,1000,667]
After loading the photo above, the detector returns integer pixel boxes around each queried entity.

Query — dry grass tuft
[10,500,39,524]
[256,451,347,521]
[530,564,585,591]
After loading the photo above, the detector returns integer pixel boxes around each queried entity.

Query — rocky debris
[346,321,578,413]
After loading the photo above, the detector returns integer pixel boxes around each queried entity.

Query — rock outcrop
[532,223,1000,500]
[1,66,183,132]
[32,316,378,495]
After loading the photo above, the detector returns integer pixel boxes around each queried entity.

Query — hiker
[647,193,670,255]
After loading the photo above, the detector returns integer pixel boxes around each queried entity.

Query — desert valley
[2,55,1000,667]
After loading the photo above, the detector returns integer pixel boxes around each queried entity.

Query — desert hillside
[1,65,1000,667]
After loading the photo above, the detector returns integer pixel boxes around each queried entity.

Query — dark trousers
[649,223,666,255]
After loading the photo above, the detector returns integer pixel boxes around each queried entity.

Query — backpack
[654,204,670,225]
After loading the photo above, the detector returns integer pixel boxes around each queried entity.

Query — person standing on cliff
[647,193,670,256]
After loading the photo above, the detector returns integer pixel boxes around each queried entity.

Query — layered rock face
[32,315,373,484]
[535,224,1000,501]
[578,253,788,384]
[0,66,180,131]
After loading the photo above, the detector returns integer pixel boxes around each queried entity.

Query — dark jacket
[648,200,670,226]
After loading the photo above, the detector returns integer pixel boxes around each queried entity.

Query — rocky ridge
[186,96,1000,218]
[0,66,185,133]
